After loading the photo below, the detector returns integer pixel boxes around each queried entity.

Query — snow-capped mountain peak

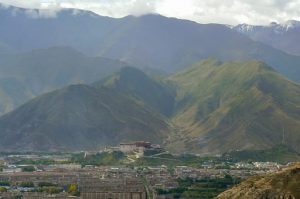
[282,20,300,30]
[234,23,255,33]
[234,20,300,35]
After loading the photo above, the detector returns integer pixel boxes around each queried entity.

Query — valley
[0,2,299,198]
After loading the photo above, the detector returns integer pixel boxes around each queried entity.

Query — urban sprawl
[0,142,296,199]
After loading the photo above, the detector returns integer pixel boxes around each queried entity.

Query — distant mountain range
[233,20,300,56]
[0,47,128,115]
[0,62,299,153]
[1,4,300,83]
[0,3,300,153]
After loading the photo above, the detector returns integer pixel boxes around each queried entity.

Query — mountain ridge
[0,83,170,151]
[1,4,300,83]
[93,67,176,117]
[0,60,299,153]
[233,20,300,56]
[167,59,300,154]
[0,46,129,116]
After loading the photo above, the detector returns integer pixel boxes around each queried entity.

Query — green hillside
[224,145,300,164]
[167,59,300,154]
[93,67,176,116]
[0,60,299,154]
[0,84,170,151]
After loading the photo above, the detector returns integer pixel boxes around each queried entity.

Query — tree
[19,181,34,187]
[68,184,80,196]
[22,166,35,172]
[0,187,7,192]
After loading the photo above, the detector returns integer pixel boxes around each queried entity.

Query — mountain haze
[234,20,300,56]
[0,46,128,115]
[0,4,119,54]
[0,78,33,114]
[0,41,14,54]
[0,4,300,153]
[0,84,170,151]
[0,4,300,82]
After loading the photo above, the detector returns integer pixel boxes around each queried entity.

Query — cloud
[0,0,60,18]
[59,0,157,17]
[0,0,300,24]
[24,8,59,18]
[0,0,41,9]
[155,0,300,25]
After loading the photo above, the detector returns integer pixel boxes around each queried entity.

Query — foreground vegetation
[225,145,300,164]
[157,176,241,199]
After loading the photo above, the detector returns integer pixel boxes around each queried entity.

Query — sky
[0,0,300,25]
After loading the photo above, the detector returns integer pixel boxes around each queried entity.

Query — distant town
[0,141,296,199]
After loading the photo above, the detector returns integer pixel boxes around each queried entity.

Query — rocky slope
[217,163,300,199]
[234,20,300,56]
[167,59,300,154]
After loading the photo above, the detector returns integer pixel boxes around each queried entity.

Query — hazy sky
[0,0,300,25]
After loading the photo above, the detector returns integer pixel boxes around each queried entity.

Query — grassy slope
[0,84,170,151]
[225,145,300,164]
[93,67,176,116]
[217,163,300,199]
[0,59,299,154]
[168,59,300,154]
